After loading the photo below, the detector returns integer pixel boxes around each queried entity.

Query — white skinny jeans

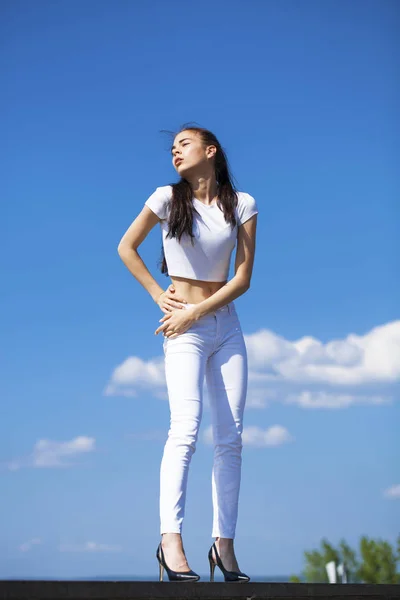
[160,300,248,539]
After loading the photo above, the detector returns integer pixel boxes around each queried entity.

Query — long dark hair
[157,123,240,275]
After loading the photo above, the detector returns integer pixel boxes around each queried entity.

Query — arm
[192,213,258,320]
[117,205,166,303]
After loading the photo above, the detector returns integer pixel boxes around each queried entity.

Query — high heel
[156,542,200,582]
[208,542,250,582]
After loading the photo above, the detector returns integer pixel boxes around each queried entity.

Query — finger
[166,299,185,309]
[167,293,186,304]
[163,299,178,310]
[168,296,187,306]
[155,323,168,335]
[166,294,181,302]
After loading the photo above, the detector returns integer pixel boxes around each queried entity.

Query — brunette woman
[118,125,258,582]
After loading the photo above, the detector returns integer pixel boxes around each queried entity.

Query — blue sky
[1,0,399,580]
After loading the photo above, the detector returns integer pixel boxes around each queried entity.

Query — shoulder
[144,185,173,220]
[235,191,258,226]
[151,184,173,201]
[157,184,173,197]
[236,190,257,207]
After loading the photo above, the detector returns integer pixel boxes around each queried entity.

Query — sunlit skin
[159,131,242,573]
[154,131,230,341]
[168,130,227,303]
[116,128,255,574]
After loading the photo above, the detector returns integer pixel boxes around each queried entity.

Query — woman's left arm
[191,214,258,320]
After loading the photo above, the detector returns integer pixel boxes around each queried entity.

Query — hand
[155,306,197,339]
[157,284,188,314]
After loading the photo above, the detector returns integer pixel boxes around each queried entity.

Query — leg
[206,325,248,541]
[160,331,208,536]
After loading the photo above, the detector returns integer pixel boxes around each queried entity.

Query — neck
[188,175,218,205]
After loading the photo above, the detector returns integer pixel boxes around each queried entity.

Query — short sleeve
[237,192,258,226]
[144,186,171,220]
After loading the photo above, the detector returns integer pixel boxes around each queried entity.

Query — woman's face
[171,131,215,175]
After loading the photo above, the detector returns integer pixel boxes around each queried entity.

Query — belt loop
[227,303,231,314]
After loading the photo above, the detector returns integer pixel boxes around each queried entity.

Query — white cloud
[19,538,41,552]
[383,484,400,499]
[242,425,294,447]
[245,320,400,385]
[104,320,399,410]
[59,542,122,552]
[203,424,293,447]
[203,426,213,445]
[246,389,279,408]
[104,356,165,396]
[6,436,95,471]
[284,391,392,409]
[128,430,166,442]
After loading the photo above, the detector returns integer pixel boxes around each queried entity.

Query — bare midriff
[169,275,227,305]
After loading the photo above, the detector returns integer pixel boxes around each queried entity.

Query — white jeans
[160,300,248,539]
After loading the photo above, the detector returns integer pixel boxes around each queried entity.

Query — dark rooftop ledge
[1,581,399,600]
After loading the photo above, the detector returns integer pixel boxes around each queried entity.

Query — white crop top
[144,185,258,281]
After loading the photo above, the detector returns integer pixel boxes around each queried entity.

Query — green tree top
[289,534,400,584]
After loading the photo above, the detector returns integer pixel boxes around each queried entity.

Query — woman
[117,125,258,582]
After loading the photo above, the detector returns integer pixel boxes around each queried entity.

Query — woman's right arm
[117,205,187,311]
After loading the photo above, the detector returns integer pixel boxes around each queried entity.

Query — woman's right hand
[157,284,188,314]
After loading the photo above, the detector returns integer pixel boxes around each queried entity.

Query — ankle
[215,537,234,549]
[162,532,183,548]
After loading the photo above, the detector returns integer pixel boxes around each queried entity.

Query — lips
[175,159,183,166]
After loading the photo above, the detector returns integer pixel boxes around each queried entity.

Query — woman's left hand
[154,307,197,339]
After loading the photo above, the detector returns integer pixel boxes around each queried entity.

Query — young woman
[118,125,258,583]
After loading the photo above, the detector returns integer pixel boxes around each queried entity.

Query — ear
[207,145,217,159]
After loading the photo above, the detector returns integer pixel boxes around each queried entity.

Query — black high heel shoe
[156,542,200,582]
[208,542,250,582]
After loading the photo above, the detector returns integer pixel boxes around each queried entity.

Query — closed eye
[171,143,189,156]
